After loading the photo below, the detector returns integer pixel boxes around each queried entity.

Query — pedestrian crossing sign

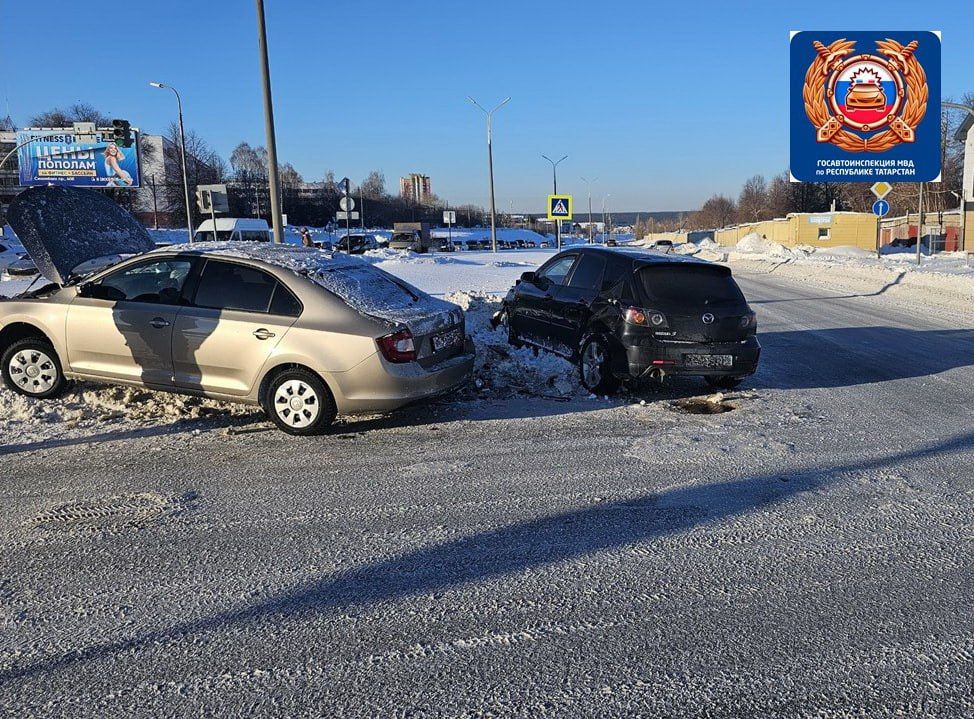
[547,194,573,221]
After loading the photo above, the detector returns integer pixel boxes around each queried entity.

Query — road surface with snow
[1,258,972,717]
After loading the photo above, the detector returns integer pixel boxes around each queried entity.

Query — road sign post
[871,182,893,259]
[341,177,351,251]
[444,209,456,248]
[547,195,573,248]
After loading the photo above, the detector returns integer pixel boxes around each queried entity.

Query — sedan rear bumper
[624,336,760,378]
[327,337,475,414]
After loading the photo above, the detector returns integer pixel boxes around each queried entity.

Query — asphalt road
[2,266,973,718]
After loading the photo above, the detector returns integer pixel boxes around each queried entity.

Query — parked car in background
[493,247,759,393]
[389,222,433,253]
[193,218,271,243]
[336,233,379,254]
[646,239,674,253]
[0,238,29,274]
[1,186,475,435]
[436,238,457,252]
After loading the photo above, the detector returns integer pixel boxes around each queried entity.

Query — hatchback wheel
[579,335,619,394]
[263,368,336,436]
[1,338,67,399]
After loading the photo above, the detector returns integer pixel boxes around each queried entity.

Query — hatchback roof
[566,245,712,267]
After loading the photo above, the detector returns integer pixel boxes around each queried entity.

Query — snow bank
[732,233,800,260]
[446,292,580,400]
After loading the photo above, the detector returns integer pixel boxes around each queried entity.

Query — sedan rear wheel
[1,338,67,399]
[264,368,336,436]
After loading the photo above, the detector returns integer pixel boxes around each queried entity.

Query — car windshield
[391,233,415,243]
[638,265,746,307]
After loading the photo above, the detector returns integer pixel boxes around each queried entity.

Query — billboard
[16,129,141,188]
[790,31,941,183]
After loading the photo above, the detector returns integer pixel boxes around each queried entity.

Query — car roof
[148,241,365,275]
[558,245,712,268]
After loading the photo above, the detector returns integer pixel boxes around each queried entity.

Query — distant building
[400,173,432,204]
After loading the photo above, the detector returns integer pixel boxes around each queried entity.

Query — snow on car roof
[154,242,460,336]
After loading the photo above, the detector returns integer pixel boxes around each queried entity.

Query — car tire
[705,375,745,390]
[1,338,67,399]
[579,335,620,395]
[263,368,336,436]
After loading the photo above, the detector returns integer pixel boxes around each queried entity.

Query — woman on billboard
[103,143,133,186]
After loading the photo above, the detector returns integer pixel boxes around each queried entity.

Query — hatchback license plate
[432,327,463,352]
[684,353,733,368]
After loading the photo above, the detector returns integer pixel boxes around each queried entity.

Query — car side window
[537,255,577,286]
[268,283,302,317]
[567,254,606,290]
[601,258,628,293]
[95,259,193,304]
[193,260,279,313]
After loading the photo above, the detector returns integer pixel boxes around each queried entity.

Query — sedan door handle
[253,328,276,340]
[149,317,171,329]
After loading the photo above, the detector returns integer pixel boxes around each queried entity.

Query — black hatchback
[492,247,760,393]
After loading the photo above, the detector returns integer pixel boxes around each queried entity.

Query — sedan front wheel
[1,338,67,399]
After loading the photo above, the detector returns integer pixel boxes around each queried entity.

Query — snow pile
[0,382,256,447]
[732,233,800,260]
[446,292,580,400]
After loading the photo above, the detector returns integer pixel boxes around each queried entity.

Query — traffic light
[112,119,133,147]
[196,188,212,212]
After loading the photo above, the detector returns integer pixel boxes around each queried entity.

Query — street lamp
[149,82,194,243]
[468,96,510,253]
[601,194,611,245]
[581,176,598,244]
[542,154,567,249]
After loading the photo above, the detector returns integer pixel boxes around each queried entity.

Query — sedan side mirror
[519,271,536,284]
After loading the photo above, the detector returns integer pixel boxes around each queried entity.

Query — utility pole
[255,0,284,243]
[542,154,567,250]
[916,181,924,265]
[581,176,597,244]
[468,96,510,253]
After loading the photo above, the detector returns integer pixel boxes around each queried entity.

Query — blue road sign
[872,199,890,217]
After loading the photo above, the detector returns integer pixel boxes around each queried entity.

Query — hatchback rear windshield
[638,265,745,307]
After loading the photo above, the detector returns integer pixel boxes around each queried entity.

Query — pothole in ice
[29,491,197,530]
[669,394,736,415]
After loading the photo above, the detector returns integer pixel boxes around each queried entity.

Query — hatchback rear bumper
[327,337,475,414]
[623,336,760,378]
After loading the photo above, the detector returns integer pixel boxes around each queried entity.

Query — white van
[193,218,270,243]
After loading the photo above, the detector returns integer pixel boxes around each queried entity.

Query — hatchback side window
[601,258,628,293]
[193,260,278,313]
[537,255,577,286]
[93,259,193,304]
[567,254,606,290]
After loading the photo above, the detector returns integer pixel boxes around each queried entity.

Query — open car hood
[7,186,154,285]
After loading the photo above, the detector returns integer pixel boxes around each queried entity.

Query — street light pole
[255,0,284,244]
[542,154,567,249]
[149,82,193,243]
[468,96,510,253]
[601,194,611,245]
[581,176,597,244]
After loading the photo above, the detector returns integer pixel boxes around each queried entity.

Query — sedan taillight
[377,329,416,363]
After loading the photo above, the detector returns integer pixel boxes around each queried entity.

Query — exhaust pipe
[647,367,666,382]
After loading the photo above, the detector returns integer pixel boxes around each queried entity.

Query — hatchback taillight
[624,306,668,329]
[377,329,416,363]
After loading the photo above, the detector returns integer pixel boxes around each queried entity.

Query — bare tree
[29,103,111,127]
[737,175,769,221]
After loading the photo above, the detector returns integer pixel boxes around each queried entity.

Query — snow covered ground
[2,235,974,716]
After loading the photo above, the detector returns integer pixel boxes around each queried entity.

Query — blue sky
[1,1,971,212]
